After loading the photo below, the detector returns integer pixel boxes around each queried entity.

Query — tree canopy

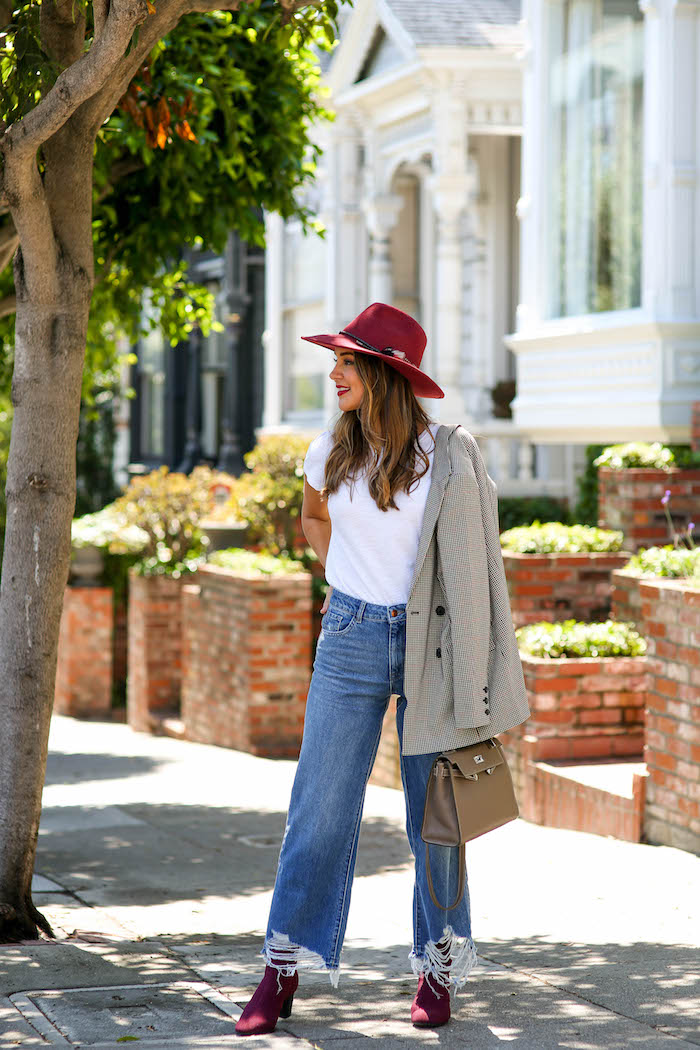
[0,0,335,395]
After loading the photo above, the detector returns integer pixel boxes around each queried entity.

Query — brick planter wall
[127,573,183,732]
[519,653,648,761]
[54,586,113,717]
[181,564,312,757]
[503,551,634,629]
[639,578,700,853]
[598,466,700,552]
[692,400,700,453]
[611,568,643,630]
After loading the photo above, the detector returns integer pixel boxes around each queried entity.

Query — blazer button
[436,605,445,615]
[436,647,442,658]
[485,708,490,716]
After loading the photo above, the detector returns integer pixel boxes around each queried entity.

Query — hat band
[339,330,406,361]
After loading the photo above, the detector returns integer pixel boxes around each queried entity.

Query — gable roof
[383,0,523,49]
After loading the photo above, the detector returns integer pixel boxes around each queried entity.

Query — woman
[236,303,529,1037]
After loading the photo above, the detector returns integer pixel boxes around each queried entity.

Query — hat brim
[301,333,445,399]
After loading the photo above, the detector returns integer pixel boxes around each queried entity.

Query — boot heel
[280,993,294,1019]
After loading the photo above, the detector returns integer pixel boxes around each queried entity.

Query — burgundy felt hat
[301,302,444,399]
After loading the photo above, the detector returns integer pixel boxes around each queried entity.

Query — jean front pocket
[321,605,358,635]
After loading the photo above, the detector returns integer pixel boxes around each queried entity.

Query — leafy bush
[71,505,149,553]
[667,444,700,469]
[594,442,675,470]
[243,434,309,481]
[496,496,572,533]
[208,547,307,577]
[500,521,625,554]
[114,465,224,576]
[222,434,309,555]
[516,619,647,659]
[573,443,606,526]
[623,545,700,579]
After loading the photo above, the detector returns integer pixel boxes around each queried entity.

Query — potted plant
[595,441,700,551]
[513,618,648,764]
[181,547,312,757]
[500,521,632,627]
[114,465,219,733]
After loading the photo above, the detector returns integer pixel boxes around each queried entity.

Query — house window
[546,0,644,318]
[282,220,326,416]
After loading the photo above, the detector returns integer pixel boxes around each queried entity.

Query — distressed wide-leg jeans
[262,588,477,992]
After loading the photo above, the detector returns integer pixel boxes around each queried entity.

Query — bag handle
[425,762,465,910]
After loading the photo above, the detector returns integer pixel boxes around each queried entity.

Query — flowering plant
[660,489,695,550]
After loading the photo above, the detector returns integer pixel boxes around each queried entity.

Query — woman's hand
[320,586,333,615]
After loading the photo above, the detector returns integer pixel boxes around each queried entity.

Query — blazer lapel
[408,423,459,600]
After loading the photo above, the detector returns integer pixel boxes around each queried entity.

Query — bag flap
[444,742,505,777]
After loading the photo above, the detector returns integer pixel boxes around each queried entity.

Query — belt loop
[356,601,366,622]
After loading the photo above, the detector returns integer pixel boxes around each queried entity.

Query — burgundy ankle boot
[411,972,451,1027]
[235,965,298,1036]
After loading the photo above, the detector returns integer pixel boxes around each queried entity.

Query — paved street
[1,713,699,1048]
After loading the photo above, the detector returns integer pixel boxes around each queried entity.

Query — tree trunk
[0,138,93,942]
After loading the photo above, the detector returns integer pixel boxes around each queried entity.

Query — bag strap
[425,841,466,911]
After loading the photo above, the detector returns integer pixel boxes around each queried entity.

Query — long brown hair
[321,352,435,512]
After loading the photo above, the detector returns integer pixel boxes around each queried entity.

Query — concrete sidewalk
[1,714,699,1049]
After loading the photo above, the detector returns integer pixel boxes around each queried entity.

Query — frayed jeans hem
[262,931,340,991]
[409,926,478,998]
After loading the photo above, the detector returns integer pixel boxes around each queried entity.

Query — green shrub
[500,521,625,554]
[594,442,674,470]
[243,434,309,481]
[496,496,572,533]
[208,546,307,577]
[114,465,222,576]
[623,545,700,579]
[516,619,647,659]
[71,505,149,553]
[667,444,700,469]
[223,434,309,556]
[573,443,605,526]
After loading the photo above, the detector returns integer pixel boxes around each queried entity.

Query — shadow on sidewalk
[162,931,700,1047]
[44,751,165,786]
[36,804,413,906]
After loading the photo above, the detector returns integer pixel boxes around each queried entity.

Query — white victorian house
[260,0,700,506]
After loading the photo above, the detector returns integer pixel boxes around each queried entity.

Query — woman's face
[329,349,365,412]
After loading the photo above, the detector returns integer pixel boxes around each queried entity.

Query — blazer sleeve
[436,455,492,730]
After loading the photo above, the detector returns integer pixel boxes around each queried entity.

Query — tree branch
[93,0,110,39]
[3,0,149,160]
[0,0,13,31]
[40,0,87,69]
[96,155,145,205]
[95,237,124,283]
[0,293,16,318]
[0,217,18,273]
[79,0,251,137]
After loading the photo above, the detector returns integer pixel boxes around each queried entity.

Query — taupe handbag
[421,738,519,910]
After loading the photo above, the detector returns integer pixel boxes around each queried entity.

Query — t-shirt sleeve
[303,431,332,491]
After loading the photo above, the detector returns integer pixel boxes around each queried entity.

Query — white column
[430,175,470,424]
[262,211,284,429]
[362,193,403,304]
[515,0,550,329]
[641,0,700,318]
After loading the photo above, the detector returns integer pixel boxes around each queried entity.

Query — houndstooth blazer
[401,423,530,756]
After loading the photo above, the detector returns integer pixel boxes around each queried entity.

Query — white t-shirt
[303,423,441,606]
